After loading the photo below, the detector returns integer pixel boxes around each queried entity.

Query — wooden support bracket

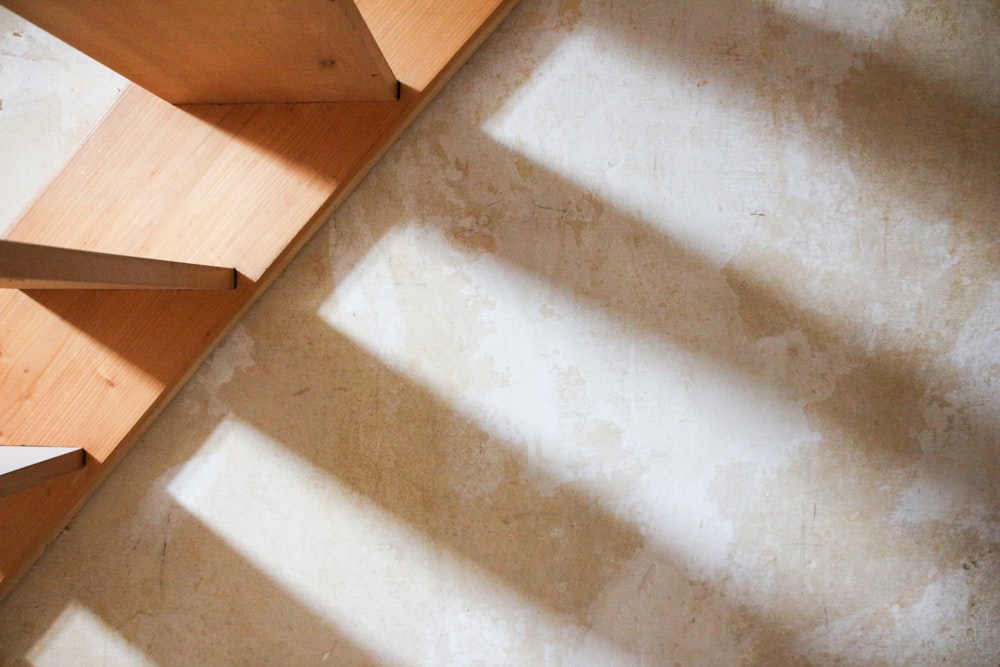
[0,447,86,499]
[0,240,237,290]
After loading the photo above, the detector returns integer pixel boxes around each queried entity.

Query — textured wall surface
[0,9,124,235]
[1,0,998,664]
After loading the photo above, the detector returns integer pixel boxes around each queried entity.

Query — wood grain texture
[0,0,520,598]
[0,448,85,499]
[0,0,398,104]
[0,240,236,290]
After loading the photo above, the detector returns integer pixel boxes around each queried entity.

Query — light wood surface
[0,448,85,499]
[0,0,398,104]
[0,240,236,290]
[0,0,519,599]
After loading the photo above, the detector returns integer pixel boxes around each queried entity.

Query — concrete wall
[1,0,998,663]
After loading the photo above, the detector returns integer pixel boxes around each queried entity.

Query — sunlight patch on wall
[769,0,905,42]
[166,416,631,665]
[774,0,1000,111]
[476,1,995,363]
[474,13,922,353]
[480,25,760,269]
[319,221,821,577]
[26,601,156,667]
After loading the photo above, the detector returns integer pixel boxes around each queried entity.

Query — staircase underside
[0,0,519,600]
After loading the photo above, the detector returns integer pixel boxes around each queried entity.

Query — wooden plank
[0,0,520,599]
[0,448,85,499]
[0,240,237,290]
[0,0,398,104]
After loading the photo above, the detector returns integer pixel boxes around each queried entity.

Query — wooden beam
[0,448,85,499]
[0,241,237,290]
[0,0,520,599]
[0,0,398,104]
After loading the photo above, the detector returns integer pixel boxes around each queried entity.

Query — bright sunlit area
[1,0,998,664]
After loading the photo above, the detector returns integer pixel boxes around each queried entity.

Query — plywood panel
[0,0,398,103]
[0,0,520,598]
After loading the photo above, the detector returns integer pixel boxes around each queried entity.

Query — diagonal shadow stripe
[3,1,997,663]
[0,499,390,666]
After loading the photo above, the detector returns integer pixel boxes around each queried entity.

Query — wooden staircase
[0,0,519,599]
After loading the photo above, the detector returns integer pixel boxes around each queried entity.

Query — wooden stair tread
[0,0,399,104]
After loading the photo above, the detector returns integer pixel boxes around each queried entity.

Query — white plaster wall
[0,9,124,236]
[0,0,998,664]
